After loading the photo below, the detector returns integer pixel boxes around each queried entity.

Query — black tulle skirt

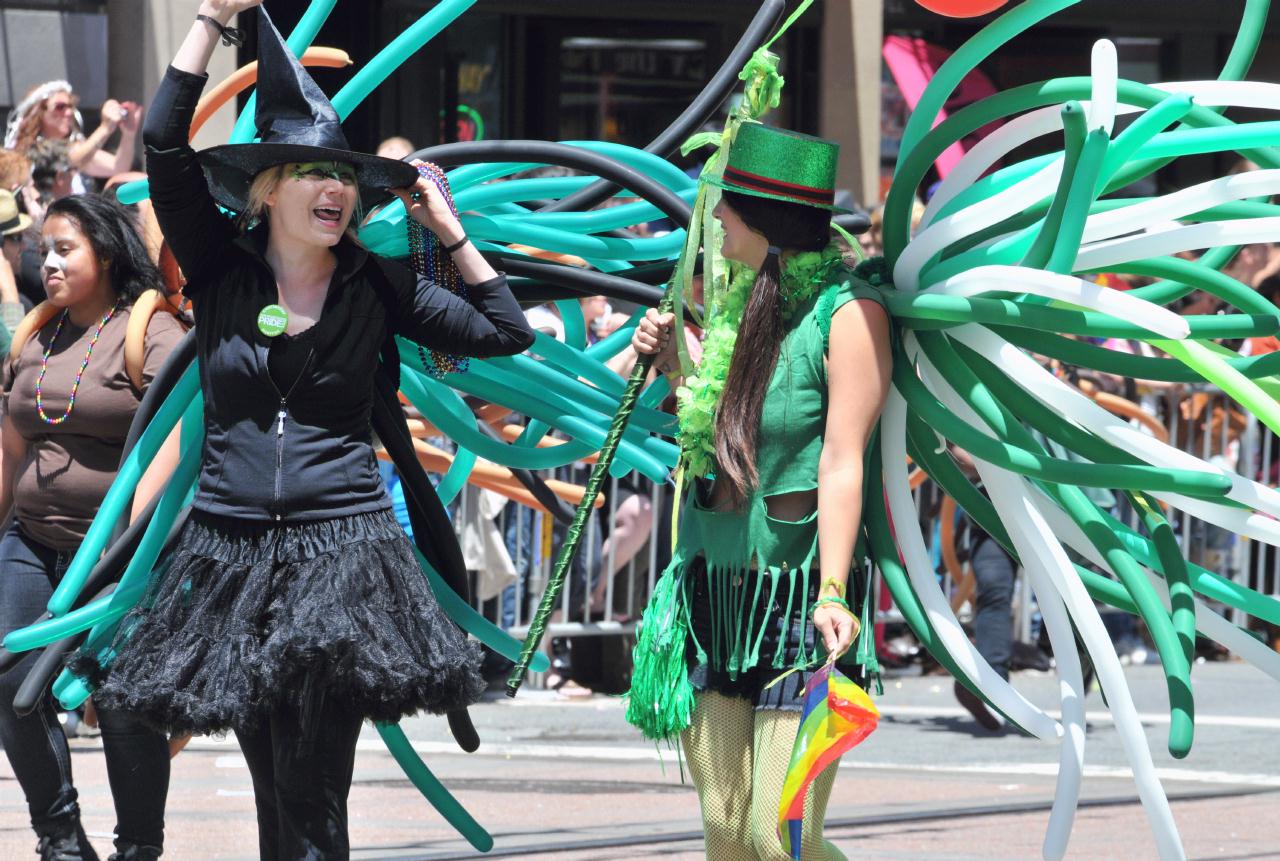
[82,507,485,735]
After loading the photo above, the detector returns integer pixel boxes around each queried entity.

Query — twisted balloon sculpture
[867,1,1280,859]
[9,0,1280,858]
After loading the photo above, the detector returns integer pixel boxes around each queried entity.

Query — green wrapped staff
[505,297,672,696]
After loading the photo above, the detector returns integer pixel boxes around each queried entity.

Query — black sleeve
[390,267,535,358]
[142,66,237,292]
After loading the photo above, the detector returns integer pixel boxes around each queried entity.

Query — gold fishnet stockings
[752,708,846,860]
[682,691,846,860]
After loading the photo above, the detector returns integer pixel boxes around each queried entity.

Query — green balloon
[915,330,1194,757]
[991,324,1280,383]
[1019,102,1088,271]
[375,722,494,851]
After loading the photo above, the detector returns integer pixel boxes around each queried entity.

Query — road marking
[222,737,1275,790]
[877,704,1280,730]
[849,760,1280,788]
[494,694,1280,731]
[174,709,1280,790]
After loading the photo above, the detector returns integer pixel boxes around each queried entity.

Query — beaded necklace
[35,299,121,426]
[408,162,469,379]
[676,242,846,478]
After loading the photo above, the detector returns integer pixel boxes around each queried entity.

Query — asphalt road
[3,661,1279,860]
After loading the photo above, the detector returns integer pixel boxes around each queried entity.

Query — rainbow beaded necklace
[408,162,469,379]
[35,300,121,426]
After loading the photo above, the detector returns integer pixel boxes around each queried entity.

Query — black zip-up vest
[145,65,535,522]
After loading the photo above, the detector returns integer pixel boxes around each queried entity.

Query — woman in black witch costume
[85,1,534,857]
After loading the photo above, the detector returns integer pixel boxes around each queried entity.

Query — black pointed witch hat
[196,6,418,213]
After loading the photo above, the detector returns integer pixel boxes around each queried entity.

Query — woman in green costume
[628,123,892,860]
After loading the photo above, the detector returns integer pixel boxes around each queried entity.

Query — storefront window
[446,12,503,142]
[558,36,708,144]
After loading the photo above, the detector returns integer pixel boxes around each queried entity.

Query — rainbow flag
[777,663,879,858]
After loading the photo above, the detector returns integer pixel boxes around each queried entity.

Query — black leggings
[235,684,364,861]
[0,522,170,850]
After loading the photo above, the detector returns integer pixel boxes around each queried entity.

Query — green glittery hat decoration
[702,122,850,213]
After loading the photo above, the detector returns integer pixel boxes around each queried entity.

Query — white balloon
[1148,491,1280,546]
[880,383,1061,740]
[917,343,1185,861]
[923,265,1189,339]
[1075,217,1280,272]
[979,468,1085,861]
[1151,79,1280,112]
[1144,571,1280,684]
[1089,40,1119,134]
[1081,170,1280,245]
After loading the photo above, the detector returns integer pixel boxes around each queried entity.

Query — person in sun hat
[625,121,893,860]
[80,2,534,857]
[0,187,33,337]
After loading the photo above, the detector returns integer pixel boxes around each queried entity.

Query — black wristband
[444,236,469,254]
[197,14,246,48]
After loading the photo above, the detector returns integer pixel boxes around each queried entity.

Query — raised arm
[387,160,534,356]
[72,99,142,178]
[142,1,262,280]
[389,266,535,359]
[174,1,262,75]
[390,159,501,286]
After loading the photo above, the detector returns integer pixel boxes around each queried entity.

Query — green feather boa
[675,242,847,478]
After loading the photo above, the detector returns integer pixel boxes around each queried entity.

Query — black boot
[34,817,100,861]
[106,843,161,861]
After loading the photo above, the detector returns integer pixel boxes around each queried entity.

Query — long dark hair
[46,194,162,304]
[714,190,832,507]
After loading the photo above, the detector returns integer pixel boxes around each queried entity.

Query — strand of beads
[409,161,470,379]
[35,300,122,425]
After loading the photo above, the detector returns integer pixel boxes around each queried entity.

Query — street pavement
[3,661,1280,860]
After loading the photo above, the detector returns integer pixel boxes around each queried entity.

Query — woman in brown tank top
[0,193,182,861]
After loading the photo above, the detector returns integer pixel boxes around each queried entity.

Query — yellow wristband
[820,577,846,599]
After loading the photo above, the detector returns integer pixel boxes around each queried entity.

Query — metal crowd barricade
[435,379,1275,690]
[1240,397,1280,608]
[1165,384,1254,628]
[450,461,666,642]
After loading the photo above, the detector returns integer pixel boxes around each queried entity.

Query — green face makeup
[290,161,358,186]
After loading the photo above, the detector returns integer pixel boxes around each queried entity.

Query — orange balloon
[914,0,1010,17]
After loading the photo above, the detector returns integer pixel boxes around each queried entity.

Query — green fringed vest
[626,266,884,740]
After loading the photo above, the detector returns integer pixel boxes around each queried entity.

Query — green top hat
[702,123,849,213]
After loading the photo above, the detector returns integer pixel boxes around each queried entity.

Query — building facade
[0,0,1275,207]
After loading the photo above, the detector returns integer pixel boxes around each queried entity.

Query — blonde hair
[239,164,286,230]
[239,162,364,236]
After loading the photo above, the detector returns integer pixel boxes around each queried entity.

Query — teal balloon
[375,722,494,851]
